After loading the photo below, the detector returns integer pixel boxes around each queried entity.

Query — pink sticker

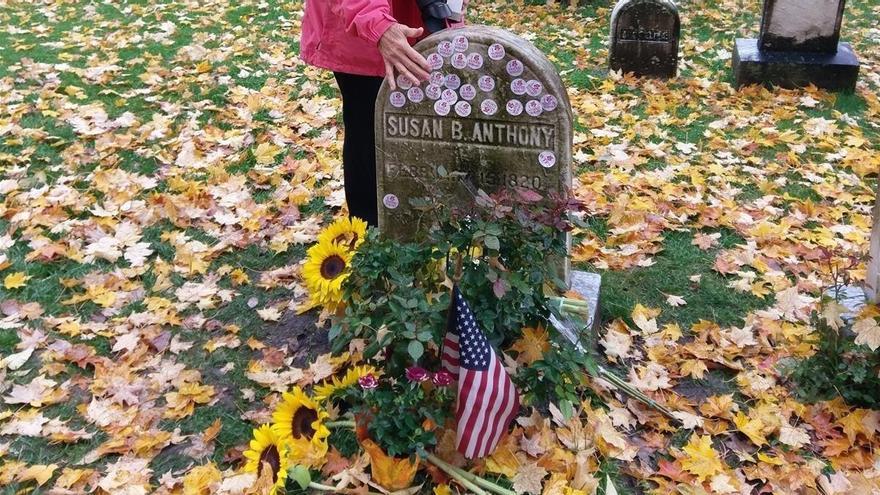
[434,99,451,116]
[425,84,442,100]
[525,99,542,116]
[506,59,524,77]
[454,100,472,117]
[506,99,523,116]
[441,88,458,104]
[541,94,558,111]
[488,43,505,60]
[459,84,476,101]
[526,79,543,97]
[538,151,556,168]
[438,41,454,57]
[390,91,406,108]
[451,52,467,69]
[427,53,444,70]
[510,78,527,96]
[408,87,425,103]
[444,74,461,90]
[480,99,498,116]
[396,75,413,90]
[383,194,399,209]
[453,35,469,52]
[429,71,444,85]
[467,53,484,70]
[478,75,495,92]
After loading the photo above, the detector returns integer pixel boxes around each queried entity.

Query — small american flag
[441,286,520,459]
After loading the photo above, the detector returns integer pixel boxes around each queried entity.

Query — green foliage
[787,307,880,409]
[344,373,453,458]
[516,333,600,410]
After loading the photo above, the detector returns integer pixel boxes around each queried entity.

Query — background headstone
[375,25,574,279]
[608,0,680,78]
[732,0,859,92]
[867,183,880,304]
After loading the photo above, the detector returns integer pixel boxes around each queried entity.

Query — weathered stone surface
[375,25,573,277]
[866,182,880,303]
[609,0,680,78]
[760,0,846,53]
[732,38,859,92]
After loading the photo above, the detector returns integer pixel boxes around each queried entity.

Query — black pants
[334,72,384,227]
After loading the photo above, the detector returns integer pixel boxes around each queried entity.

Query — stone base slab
[732,38,859,93]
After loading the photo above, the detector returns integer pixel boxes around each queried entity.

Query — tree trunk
[867,182,880,303]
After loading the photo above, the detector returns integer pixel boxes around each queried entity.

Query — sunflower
[313,365,378,402]
[243,424,289,495]
[271,387,330,468]
[302,240,353,309]
[317,216,368,251]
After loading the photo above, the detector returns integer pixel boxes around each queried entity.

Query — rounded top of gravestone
[611,0,679,21]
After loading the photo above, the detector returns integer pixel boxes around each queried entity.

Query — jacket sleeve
[341,0,398,45]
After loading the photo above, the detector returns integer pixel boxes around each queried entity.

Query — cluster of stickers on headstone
[388,34,559,121]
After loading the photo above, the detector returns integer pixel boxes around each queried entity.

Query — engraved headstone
[733,0,859,92]
[609,0,680,78]
[375,25,573,279]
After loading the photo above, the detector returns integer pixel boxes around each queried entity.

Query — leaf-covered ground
[1,0,879,493]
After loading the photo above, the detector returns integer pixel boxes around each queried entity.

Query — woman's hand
[378,23,430,90]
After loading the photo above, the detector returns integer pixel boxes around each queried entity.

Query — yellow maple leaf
[733,411,769,447]
[17,463,58,486]
[681,434,724,481]
[253,142,281,165]
[4,272,31,289]
[510,326,550,364]
[182,462,222,495]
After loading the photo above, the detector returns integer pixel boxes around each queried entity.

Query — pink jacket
[301,0,425,77]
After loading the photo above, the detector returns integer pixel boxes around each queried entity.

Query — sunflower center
[319,255,345,279]
[258,444,281,483]
[291,407,318,439]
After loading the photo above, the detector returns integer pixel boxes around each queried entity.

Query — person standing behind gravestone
[301,0,464,226]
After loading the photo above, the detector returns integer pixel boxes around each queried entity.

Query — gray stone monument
[609,0,680,78]
[733,0,859,92]
[375,26,599,322]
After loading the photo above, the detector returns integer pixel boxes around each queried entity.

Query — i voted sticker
[434,99,451,116]
[506,59,524,77]
[480,99,498,116]
[467,53,484,70]
[425,84,442,100]
[389,91,406,108]
[506,99,523,116]
[488,43,505,60]
[429,71,445,86]
[451,52,467,69]
[538,151,556,168]
[541,94,558,111]
[441,88,458,104]
[408,87,424,103]
[510,78,527,96]
[427,53,444,70]
[459,84,476,101]
[454,100,472,117]
[396,75,413,90]
[525,99,542,116]
[526,80,543,97]
[438,41,454,57]
[383,194,399,209]
[478,75,495,92]
[444,74,461,90]
[453,35,469,52]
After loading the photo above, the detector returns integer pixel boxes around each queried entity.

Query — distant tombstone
[375,25,573,280]
[608,0,680,79]
[733,0,859,92]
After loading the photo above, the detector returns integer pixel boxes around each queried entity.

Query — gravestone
[867,183,880,304]
[375,25,574,280]
[733,0,859,92]
[608,0,680,78]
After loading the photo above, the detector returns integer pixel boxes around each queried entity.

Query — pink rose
[406,366,430,383]
[358,374,378,390]
[432,371,453,387]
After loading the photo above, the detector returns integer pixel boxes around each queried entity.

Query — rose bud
[432,371,453,386]
[405,366,430,383]
[358,374,378,390]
